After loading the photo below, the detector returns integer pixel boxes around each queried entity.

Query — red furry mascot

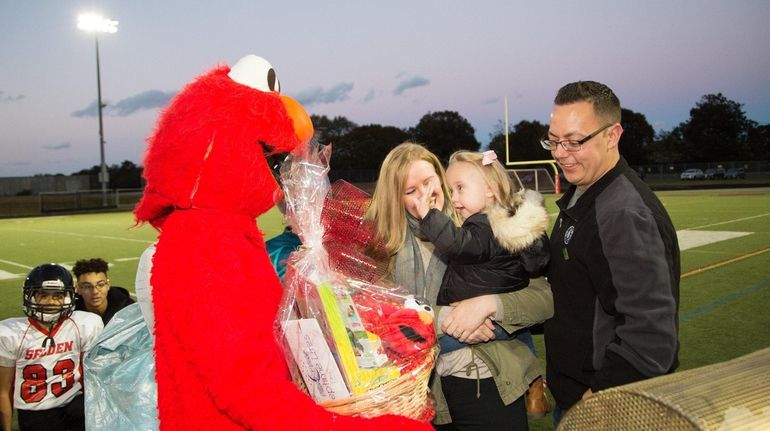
[134,55,432,430]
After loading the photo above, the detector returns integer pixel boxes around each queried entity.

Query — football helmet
[23,263,76,324]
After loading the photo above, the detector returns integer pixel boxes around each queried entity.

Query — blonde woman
[368,142,553,431]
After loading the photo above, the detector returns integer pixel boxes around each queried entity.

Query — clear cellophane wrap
[275,142,437,422]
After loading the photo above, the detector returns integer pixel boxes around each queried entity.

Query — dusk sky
[2,1,769,177]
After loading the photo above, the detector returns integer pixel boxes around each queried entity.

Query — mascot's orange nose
[281,95,314,146]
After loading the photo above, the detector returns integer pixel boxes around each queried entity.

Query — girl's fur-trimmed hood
[484,189,549,253]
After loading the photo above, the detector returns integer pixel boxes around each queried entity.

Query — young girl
[408,149,550,356]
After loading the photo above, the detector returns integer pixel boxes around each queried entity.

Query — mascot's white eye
[404,295,434,318]
[227,54,280,93]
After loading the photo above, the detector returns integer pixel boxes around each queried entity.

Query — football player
[0,264,103,431]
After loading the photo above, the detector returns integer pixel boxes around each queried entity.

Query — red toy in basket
[352,290,436,371]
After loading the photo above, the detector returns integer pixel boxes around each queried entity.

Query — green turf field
[1,190,769,430]
[0,207,286,321]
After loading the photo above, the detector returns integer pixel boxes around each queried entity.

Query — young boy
[0,264,103,431]
[72,258,135,325]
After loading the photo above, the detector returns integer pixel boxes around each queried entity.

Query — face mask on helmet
[23,264,76,324]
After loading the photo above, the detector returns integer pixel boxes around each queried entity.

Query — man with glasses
[541,81,680,424]
[72,258,134,325]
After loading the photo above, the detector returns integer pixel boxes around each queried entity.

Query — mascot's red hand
[136,55,432,431]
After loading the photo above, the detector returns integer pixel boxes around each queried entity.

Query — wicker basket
[319,346,438,421]
[557,347,770,430]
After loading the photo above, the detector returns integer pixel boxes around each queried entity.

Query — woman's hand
[442,295,498,343]
[462,319,497,344]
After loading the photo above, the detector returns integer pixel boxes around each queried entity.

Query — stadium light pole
[78,13,118,207]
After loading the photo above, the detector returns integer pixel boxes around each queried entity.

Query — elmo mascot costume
[134,55,432,430]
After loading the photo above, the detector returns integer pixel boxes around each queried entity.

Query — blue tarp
[84,303,159,430]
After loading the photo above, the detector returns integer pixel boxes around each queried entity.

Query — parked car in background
[680,168,704,180]
[724,168,746,179]
[704,168,726,179]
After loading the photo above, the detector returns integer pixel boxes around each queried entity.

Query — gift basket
[275,142,438,422]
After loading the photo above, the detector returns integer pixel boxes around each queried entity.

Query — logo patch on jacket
[564,225,575,245]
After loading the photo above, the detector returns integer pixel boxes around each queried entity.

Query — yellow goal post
[501,96,562,194]
[504,160,562,194]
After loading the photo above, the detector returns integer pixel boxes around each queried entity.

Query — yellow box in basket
[316,282,400,395]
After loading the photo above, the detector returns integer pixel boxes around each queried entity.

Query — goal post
[501,97,561,193]
[115,188,144,209]
[506,164,559,194]
[39,189,115,213]
[37,188,144,212]
[505,160,561,194]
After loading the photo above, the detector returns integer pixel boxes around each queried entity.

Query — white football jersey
[0,311,103,410]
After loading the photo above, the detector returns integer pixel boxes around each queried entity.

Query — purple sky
[1,1,769,176]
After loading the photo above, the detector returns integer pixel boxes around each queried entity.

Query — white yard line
[15,228,154,244]
[114,257,140,262]
[0,259,32,280]
[548,212,760,252]
[0,270,25,280]
[0,257,140,279]
[682,213,770,231]
[0,259,33,270]
[677,230,751,251]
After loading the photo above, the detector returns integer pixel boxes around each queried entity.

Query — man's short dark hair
[554,81,621,124]
[72,258,109,278]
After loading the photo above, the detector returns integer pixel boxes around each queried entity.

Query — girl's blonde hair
[448,150,522,214]
[367,142,459,256]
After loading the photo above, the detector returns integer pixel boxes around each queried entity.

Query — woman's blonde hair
[449,150,522,214]
[367,142,459,256]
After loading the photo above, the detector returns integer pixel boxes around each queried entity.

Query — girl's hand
[442,295,498,342]
[408,181,436,219]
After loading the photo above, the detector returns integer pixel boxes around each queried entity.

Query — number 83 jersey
[0,310,103,410]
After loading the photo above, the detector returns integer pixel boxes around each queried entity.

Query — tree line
[315,93,770,171]
[59,92,769,188]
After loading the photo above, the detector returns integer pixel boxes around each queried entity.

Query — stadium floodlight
[78,13,118,207]
[77,14,118,33]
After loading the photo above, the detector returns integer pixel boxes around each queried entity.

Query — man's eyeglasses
[78,280,109,291]
[540,123,614,152]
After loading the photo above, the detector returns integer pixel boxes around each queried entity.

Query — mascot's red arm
[135,56,432,431]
